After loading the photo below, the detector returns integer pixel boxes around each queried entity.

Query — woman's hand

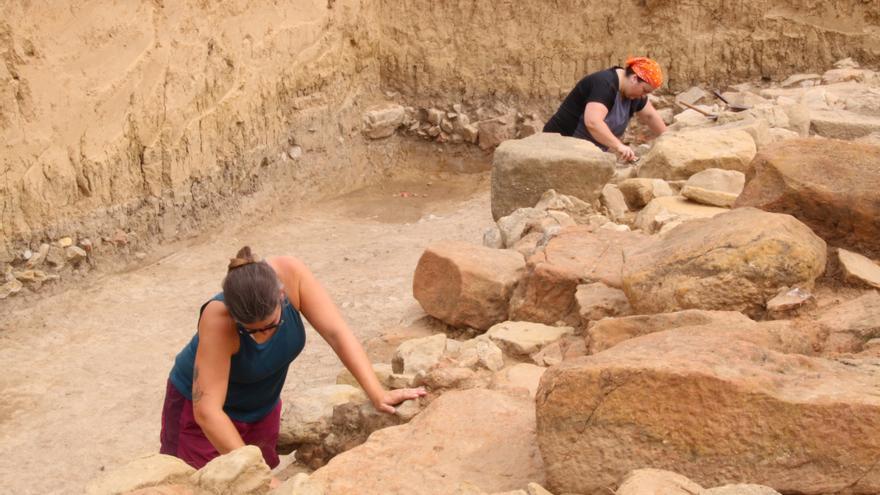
[615,143,637,162]
[373,387,427,414]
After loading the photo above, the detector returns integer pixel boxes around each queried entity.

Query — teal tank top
[169,293,307,422]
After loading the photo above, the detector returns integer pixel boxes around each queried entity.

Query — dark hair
[222,246,279,324]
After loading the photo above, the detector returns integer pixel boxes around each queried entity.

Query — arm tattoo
[192,365,203,403]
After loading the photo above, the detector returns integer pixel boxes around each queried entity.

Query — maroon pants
[159,380,281,469]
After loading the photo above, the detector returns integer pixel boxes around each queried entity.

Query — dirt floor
[0,169,492,495]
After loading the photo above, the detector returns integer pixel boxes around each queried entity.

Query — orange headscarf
[626,56,663,89]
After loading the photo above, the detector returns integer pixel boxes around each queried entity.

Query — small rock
[135,252,147,260]
[362,105,406,139]
[834,57,859,69]
[426,108,444,125]
[0,279,23,299]
[26,243,51,268]
[839,248,880,289]
[600,184,629,222]
[392,334,448,375]
[387,373,418,389]
[278,385,366,447]
[615,469,704,495]
[675,86,710,107]
[112,230,129,246]
[617,178,674,210]
[491,363,547,399]
[486,321,575,358]
[22,249,33,260]
[66,246,88,265]
[704,484,781,495]
[422,367,478,390]
[58,237,74,248]
[336,363,393,389]
[191,445,271,495]
[452,335,505,371]
[287,145,303,160]
[766,287,816,317]
[680,168,745,208]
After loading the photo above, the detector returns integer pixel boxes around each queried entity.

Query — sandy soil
[0,170,492,495]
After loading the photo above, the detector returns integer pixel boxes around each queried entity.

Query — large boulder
[278,385,366,448]
[486,321,575,358]
[308,389,544,494]
[586,309,753,354]
[491,133,615,220]
[735,139,880,257]
[622,208,826,317]
[536,326,880,495]
[413,241,525,330]
[510,226,650,325]
[638,128,757,180]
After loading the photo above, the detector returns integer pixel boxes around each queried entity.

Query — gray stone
[452,335,505,371]
[491,133,615,220]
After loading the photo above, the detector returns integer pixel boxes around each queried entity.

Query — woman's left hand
[374,387,427,414]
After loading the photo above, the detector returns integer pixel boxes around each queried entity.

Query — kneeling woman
[160,246,425,469]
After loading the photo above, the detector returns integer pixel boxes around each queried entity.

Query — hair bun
[228,246,259,271]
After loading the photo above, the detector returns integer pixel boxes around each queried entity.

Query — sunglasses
[237,297,285,335]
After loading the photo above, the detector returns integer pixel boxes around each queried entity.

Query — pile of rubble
[93,59,880,495]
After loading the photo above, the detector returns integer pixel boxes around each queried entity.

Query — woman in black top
[544,57,667,162]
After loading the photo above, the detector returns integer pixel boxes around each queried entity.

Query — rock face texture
[308,389,545,495]
[638,129,757,180]
[510,226,649,326]
[622,208,826,317]
[536,325,880,495]
[0,1,385,260]
[378,1,880,102]
[735,139,880,257]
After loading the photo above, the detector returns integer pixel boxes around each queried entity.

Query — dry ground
[0,170,492,495]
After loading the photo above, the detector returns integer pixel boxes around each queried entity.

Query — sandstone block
[815,291,880,354]
[491,363,547,399]
[536,329,880,495]
[85,454,195,495]
[392,333,448,375]
[838,249,880,289]
[600,184,628,222]
[452,335,505,371]
[634,195,728,234]
[638,128,756,180]
[575,283,632,325]
[191,446,271,495]
[617,178,674,209]
[413,241,525,330]
[490,133,614,220]
[278,385,366,448]
[307,389,544,494]
[680,168,745,207]
[623,208,826,317]
[486,321,575,358]
[509,226,650,325]
[735,139,880,257]
[362,105,405,139]
[615,469,703,495]
[809,109,880,139]
[586,309,752,354]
